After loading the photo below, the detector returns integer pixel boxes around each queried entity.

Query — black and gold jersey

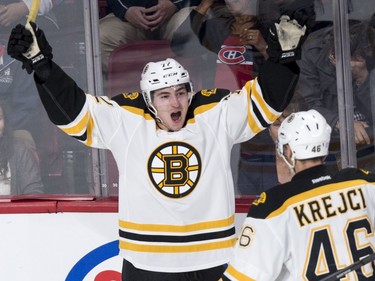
[224,165,375,280]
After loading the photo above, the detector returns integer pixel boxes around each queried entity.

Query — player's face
[225,0,253,15]
[152,85,189,131]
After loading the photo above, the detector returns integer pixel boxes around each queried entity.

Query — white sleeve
[224,217,285,280]
[56,95,136,150]
[223,79,282,144]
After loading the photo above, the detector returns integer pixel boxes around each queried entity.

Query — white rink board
[0,212,247,280]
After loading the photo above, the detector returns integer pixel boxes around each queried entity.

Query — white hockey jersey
[56,78,281,272]
[35,60,298,273]
[223,165,375,280]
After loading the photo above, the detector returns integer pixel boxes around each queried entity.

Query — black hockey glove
[266,14,308,64]
[7,22,53,74]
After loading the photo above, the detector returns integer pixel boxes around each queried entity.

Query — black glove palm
[7,22,53,74]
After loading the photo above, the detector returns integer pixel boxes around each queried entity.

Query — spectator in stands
[172,0,315,195]
[257,0,317,31]
[0,0,61,192]
[297,19,375,172]
[99,0,201,90]
[0,0,59,135]
[369,13,375,147]
[0,102,44,195]
[171,0,268,89]
[8,12,308,280]
[171,0,269,194]
[222,109,375,281]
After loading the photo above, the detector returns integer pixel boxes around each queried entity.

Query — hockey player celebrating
[8,14,308,281]
[223,109,375,281]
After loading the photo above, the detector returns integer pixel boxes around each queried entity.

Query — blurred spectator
[99,0,201,90]
[172,0,315,195]
[369,13,375,152]
[257,0,317,31]
[172,0,270,194]
[297,19,375,172]
[172,0,268,89]
[0,0,62,192]
[0,102,44,195]
[0,0,60,134]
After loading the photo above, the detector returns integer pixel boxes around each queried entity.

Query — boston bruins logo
[148,142,201,198]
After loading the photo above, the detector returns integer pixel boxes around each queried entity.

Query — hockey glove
[7,22,53,74]
[266,14,307,63]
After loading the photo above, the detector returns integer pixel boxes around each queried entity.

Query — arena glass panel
[95,0,375,199]
[1,0,374,205]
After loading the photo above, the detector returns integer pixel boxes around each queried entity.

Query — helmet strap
[279,146,296,172]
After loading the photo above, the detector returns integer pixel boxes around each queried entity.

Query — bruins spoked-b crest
[148,142,202,198]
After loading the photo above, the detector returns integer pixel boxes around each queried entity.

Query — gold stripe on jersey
[246,81,263,134]
[59,111,90,135]
[186,102,219,125]
[250,78,279,124]
[225,264,255,281]
[193,102,218,115]
[267,179,369,219]
[119,215,234,232]
[246,79,280,135]
[119,237,236,253]
[58,110,95,146]
[121,105,154,120]
[84,116,94,146]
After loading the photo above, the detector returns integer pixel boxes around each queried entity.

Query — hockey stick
[26,0,41,24]
[24,0,41,59]
[320,252,375,281]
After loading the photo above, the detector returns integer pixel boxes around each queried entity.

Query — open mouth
[171,111,181,122]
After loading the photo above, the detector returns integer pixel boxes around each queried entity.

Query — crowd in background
[1,0,375,196]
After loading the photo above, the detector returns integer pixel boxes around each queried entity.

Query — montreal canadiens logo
[218,46,246,65]
[148,142,201,198]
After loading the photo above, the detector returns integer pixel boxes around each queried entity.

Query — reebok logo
[311,175,332,184]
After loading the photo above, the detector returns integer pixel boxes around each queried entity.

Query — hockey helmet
[140,58,193,116]
[277,109,332,167]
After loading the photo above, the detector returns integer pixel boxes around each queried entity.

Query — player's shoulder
[248,181,298,219]
[111,91,147,109]
[189,88,231,110]
[334,167,375,183]
[248,167,375,219]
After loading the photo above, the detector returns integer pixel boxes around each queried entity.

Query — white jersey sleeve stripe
[250,78,280,124]
[82,117,95,146]
[59,111,90,136]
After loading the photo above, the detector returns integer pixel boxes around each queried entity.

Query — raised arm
[7,22,86,126]
[257,11,312,112]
